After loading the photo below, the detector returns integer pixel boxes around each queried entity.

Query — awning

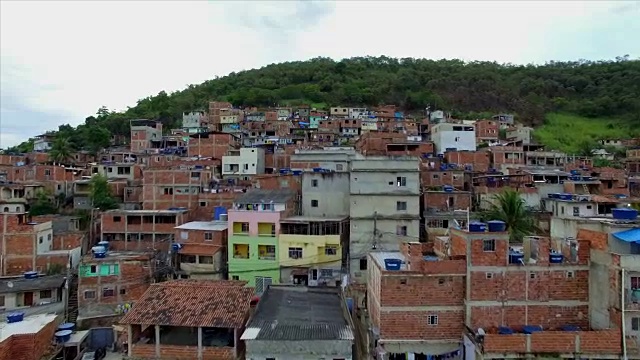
[613,228,640,243]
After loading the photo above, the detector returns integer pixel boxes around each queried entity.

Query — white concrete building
[222,148,265,178]
[431,123,477,154]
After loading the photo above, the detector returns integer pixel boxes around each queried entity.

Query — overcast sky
[1,0,639,148]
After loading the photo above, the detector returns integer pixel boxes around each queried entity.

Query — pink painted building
[227,189,297,293]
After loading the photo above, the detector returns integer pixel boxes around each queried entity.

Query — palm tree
[49,137,73,164]
[482,189,539,243]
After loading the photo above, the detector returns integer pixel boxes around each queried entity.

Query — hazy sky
[1,0,639,148]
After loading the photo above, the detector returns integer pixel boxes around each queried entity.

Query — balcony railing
[258,254,276,260]
[626,288,640,310]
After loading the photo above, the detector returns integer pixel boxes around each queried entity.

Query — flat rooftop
[0,313,58,342]
[83,251,152,261]
[370,251,408,271]
[0,275,66,294]
[280,216,348,223]
[175,221,228,231]
[104,209,188,214]
[241,286,353,341]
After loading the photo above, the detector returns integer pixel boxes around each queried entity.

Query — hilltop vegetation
[6,56,640,153]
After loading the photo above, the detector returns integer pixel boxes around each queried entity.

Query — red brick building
[367,242,466,358]
[173,221,228,280]
[0,313,60,360]
[100,209,189,251]
[475,119,499,143]
[444,151,491,172]
[356,132,434,157]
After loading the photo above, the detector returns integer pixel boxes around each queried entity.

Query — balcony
[257,223,275,237]
[232,222,249,236]
[626,288,640,310]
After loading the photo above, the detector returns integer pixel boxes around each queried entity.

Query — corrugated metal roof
[613,228,640,243]
[120,280,252,328]
[0,275,66,294]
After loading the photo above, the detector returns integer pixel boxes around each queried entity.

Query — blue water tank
[439,164,448,171]
[509,252,524,264]
[443,185,454,193]
[570,170,580,175]
[312,167,323,173]
[549,252,564,264]
[6,312,25,323]
[98,241,109,251]
[279,168,291,174]
[423,256,439,262]
[383,258,402,271]
[559,193,573,201]
[213,206,227,221]
[448,163,457,169]
[550,193,560,199]
[612,208,639,220]
[24,271,38,279]
[561,325,579,331]
[292,170,302,175]
[569,175,581,181]
[55,330,73,343]
[172,243,183,251]
[487,220,507,232]
[469,222,487,233]
[346,298,354,314]
[498,326,514,335]
[58,323,75,332]
[522,325,543,334]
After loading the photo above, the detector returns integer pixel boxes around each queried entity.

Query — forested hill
[7,56,640,152]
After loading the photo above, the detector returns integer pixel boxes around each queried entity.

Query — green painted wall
[228,235,280,287]
[79,263,120,277]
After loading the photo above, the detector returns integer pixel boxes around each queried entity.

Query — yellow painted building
[278,217,348,287]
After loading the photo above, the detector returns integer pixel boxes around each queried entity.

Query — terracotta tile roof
[120,280,253,328]
[179,244,222,255]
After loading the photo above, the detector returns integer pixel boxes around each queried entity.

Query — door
[24,292,34,306]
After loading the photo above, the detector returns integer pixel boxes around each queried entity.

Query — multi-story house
[173,220,228,280]
[100,209,189,251]
[33,133,55,152]
[182,111,208,133]
[431,123,477,155]
[130,120,162,153]
[349,157,421,285]
[278,216,348,286]
[141,163,217,210]
[506,124,534,145]
[222,148,266,179]
[475,119,500,143]
[301,170,350,218]
[0,274,67,312]
[227,189,297,293]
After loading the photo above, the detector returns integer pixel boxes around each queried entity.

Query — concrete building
[301,171,350,217]
[506,125,534,145]
[182,111,208,133]
[278,216,348,286]
[330,107,349,117]
[121,280,253,360]
[0,274,66,311]
[227,189,297,292]
[241,286,354,360]
[130,120,163,153]
[222,148,266,178]
[367,243,466,358]
[33,133,55,152]
[0,313,60,360]
[431,123,476,155]
[349,157,421,285]
[90,162,139,181]
[173,220,228,280]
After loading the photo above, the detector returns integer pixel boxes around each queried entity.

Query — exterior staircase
[67,273,79,323]
[581,183,590,194]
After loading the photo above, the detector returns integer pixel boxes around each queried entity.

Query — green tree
[29,190,58,216]
[49,137,73,164]
[89,174,119,210]
[82,126,111,156]
[482,189,539,243]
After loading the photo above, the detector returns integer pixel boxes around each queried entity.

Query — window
[486,272,494,279]
[39,236,43,244]
[90,265,97,274]
[432,174,439,179]
[0,295,4,307]
[45,169,51,176]
[84,290,96,299]
[204,232,213,241]
[400,278,407,285]
[396,225,407,236]
[40,290,52,298]
[336,164,344,171]
[102,288,115,297]
[396,201,407,211]
[325,246,338,256]
[163,187,174,195]
[288,247,303,259]
[360,258,367,270]
[47,234,52,241]
[180,254,197,263]
[427,315,438,325]
[632,317,640,331]
[396,176,407,187]
[311,199,319,207]
[320,269,333,277]
[106,264,118,275]
[199,256,214,264]
[113,216,121,222]
[573,206,579,216]
[483,239,496,252]
[199,201,207,207]
[566,271,575,279]
[530,272,536,279]
[119,288,126,295]
[631,276,640,289]
[190,172,201,179]
[232,276,240,280]
[242,222,250,232]
[311,179,319,187]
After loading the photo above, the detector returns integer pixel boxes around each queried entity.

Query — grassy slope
[534,113,639,154]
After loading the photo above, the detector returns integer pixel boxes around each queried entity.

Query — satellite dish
[7,281,13,288]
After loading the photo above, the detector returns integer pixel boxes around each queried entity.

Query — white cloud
[0,0,638,147]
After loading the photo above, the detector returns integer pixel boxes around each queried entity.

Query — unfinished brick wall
[475,119,499,141]
[0,315,60,360]
[424,192,472,212]
[444,151,491,172]
[187,133,237,159]
[482,329,621,354]
[131,343,235,360]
